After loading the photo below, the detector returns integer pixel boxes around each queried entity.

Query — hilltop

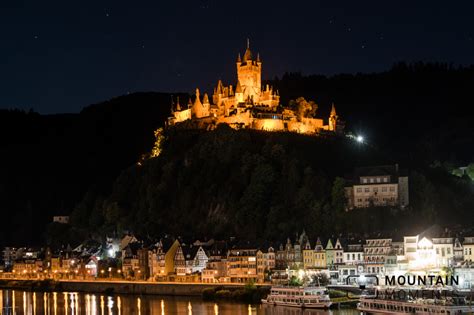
[0,62,473,248]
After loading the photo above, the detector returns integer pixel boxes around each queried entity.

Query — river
[0,289,359,315]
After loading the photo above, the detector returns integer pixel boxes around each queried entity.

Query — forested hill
[268,62,474,165]
[68,126,473,246]
[1,62,473,248]
[0,92,182,247]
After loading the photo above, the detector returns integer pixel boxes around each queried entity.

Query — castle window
[357,188,362,193]
[364,188,370,193]
[390,187,395,192]
[382,187,387,192]
[370,178,374,183]
[383,178,388,182]
[377,178,381,183]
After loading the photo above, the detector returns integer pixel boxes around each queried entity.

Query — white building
[432,237,454,268]
[345,164,409,209]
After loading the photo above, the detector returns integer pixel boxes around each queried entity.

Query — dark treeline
[0,62,473,248]
[268,62,474,166]
[67,126,473,247]
[0,93,181,248]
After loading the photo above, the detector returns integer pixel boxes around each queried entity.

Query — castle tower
[236,39,262,103]
[329,103,338,131]
[193,88,204,118]
[202,93,210,117]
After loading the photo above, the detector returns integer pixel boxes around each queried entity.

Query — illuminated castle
[168,41,341,134]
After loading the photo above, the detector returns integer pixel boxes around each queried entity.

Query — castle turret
[193,88,204,118]
[329,103,338,131]
[202,93,210,117]
[176,96,181,111]
[235,80,244,103]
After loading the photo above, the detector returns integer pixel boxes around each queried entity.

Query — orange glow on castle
[168,41,342,134]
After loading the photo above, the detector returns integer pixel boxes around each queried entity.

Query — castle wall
[253,118,286,131]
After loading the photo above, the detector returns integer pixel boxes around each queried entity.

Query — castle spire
[216,80,223,94]
[257,53,260,63]
[176,96,181,111]
[203,93,209,104]
[330,103,337,116]
[235,80,242,93]
[243,39,253,62]
[237,53,241,63]
[194,88,202,107]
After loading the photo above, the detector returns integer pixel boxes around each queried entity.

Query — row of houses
[3,229,474,285]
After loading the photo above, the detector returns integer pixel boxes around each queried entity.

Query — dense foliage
[70,126,474,242]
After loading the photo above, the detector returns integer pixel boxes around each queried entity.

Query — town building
[344,164,409,210]
[313,238,327,268]
[364,238,392,275]
[226,245,260,283]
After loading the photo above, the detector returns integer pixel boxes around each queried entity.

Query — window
[377,178,381,183]
[373,188,378,193]
[357,188,362,193]
[382,187,387,192]
[365,188,370,193]
[362,178,367,183]
[390,187,395,192]
[370,178,374,183]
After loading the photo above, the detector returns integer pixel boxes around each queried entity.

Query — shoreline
[0,278,269,297]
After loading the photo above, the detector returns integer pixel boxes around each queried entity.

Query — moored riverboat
[261,286,332,309]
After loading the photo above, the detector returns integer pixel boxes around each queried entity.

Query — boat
[261,286,332,309]
[357,287,474,314]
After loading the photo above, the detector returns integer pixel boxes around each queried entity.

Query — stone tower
[236,39,262,103]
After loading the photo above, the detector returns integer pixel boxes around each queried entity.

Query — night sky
[1,1,474,114]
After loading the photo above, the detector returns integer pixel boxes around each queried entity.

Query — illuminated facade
[168,41,341,134]
[345,164,409,210]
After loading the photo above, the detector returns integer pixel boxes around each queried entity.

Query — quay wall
[0,279,270,296]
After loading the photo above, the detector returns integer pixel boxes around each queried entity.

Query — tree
[331,177,347,231]
[290,97,318,121]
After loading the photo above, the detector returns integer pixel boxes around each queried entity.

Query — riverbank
[0,279,270,299]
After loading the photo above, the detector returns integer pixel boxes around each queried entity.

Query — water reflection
[0,289,358,315]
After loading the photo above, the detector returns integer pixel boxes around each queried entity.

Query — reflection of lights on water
[161,299,165,315]
[137,297,141,315]
[214,303,219,315]
[53,292,58,315]
[101,295,105,315]
[33,292,37,315]
[74,293,79,314]
[85,294,90,313]
[118,296,122,315]
[23,291,27,314]
[64,292,68,313]
[107,296,114,315]
[188,301,192,315]
[44,292,48,313]
[248,304,252,315]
